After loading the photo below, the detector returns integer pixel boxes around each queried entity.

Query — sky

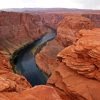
[0,0,100,10]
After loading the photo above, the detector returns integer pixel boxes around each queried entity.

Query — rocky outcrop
[11,85,62,100]
[57,15,93,46]
[36,15,94,75]
[0,52,30,92]
[58,28,100,80]
[0,11,66,100]
[0,85,62,100]
[48,62,100,100]
[51,28,100,99]
[36,15,100,99]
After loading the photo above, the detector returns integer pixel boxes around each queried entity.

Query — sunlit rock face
[57,15,94,47]
[52,28,100,100]
[35,15,100,99]
[0,85,62,100]
[0,52,30,92]
[58,28,100,80]
[11,85,62,100]
[35,14,100,100]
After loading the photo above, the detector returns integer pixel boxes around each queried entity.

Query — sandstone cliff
[52,28,100,100]
[0,11,48,56]
[36,15,100,100]
[0,10,100,100]
[57,15,93,47]
[0,11,65,100]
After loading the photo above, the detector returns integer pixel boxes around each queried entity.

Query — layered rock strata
[0,11,48,56]
[57,15,93,47]
[51,28,100,100]
[0,10,100,100]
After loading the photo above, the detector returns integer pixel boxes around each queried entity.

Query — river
[11,29,56,86]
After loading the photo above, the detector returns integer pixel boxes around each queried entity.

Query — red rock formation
[0,85,62,100]
[36,15,100,99]
[0,10,100,100]
[36,15,94,75]
[48,62,100,100]
[36,40,64,75]
[58,28,100,80]
[57,15,93,46]
[0,11,48,55]
[0,52,30,93]
[11,85,62,100]
[83,14,100,28]
[40,13,65,29]
[51,28,100,99]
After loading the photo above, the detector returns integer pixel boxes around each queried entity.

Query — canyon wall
[0,11,66,100]
[0,10,100,100]
[57,15,94,47]
[52,28,100,100]
[0,11,48,56]
[36,14,100,100]
[83,14,100,27]
[40,13,65,29]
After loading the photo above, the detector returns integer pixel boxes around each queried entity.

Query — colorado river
[11,29,56,86]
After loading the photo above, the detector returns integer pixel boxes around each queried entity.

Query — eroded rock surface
[36,40,64,75]
[58,28,100,80]
[0,11,48,56]
[52,28,100,99]
[12,85,62,100]
[35,15,100,99]
[48,62,100,100]
[0,52,31,100]
[0,10,100,100]
[57,15,93,46]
